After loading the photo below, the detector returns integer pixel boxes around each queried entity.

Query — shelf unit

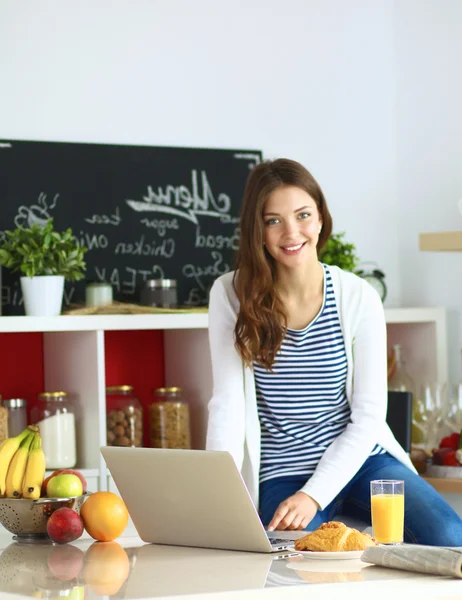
[0,313,209,333]
[0,306,451,503]
[385,307,448,385]
[419,231,462,252]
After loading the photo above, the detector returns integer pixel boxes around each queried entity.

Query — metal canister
[141,279,177,308]
[2,398,27,437]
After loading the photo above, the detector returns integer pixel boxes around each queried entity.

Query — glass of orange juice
[370,479,404,544]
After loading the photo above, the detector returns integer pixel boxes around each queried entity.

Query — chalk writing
[91,265,165,295]
[126,170,231,225]
[77,232,109,250]
[2,284,23,307]
[183,251,229,291]
[140,217,179,237]
[85,206,121,226]
[184,287,208,306]
[195,226,240,251]
[64,287,75,304]
[14,192,59,228]
[115,236,175,258]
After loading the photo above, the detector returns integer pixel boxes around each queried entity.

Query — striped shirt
[255,264,384,483]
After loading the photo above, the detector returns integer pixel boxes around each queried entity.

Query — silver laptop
[122,544,275,597]
[101,447,297,553]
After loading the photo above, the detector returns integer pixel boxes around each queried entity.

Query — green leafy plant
[319,232,360,272]
[0,218,87,280]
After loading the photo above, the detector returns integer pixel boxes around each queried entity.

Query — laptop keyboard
[269,536,293,546]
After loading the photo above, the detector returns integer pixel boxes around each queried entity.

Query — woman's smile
[281,241,306,255]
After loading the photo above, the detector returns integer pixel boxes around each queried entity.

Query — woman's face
[262,185,322,271]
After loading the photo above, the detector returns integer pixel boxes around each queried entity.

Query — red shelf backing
[0,329,165,447]
[104,330,165,446]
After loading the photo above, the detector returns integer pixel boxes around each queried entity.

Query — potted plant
[319,231,360,272]
[0,218,87,316]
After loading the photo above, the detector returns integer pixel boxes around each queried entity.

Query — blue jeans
[259,452,462,546]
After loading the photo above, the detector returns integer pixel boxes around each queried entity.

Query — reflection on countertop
[0,533,461,600]
[0,537,138,599]
[0,538,293,599]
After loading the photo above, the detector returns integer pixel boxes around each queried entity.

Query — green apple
[46,474,83,498]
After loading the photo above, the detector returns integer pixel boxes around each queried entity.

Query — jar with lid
[106,385,144,447]
[31,392,77,469]
[141,279,178,308]
[0,394,8,444]
[2,398,27,438]
[85,281,113,307]
[149,387,191,449]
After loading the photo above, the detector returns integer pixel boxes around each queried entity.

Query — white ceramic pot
[20,275,65,317]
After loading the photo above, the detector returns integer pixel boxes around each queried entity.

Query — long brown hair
[233,158,332,370]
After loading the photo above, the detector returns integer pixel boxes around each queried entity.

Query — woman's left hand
[267,492,319,531]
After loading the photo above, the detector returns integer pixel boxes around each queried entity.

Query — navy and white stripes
[255,264,384,483]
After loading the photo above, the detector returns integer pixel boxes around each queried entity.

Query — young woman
[206,158,462,546]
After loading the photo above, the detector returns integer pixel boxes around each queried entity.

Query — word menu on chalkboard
[0,140,262,315]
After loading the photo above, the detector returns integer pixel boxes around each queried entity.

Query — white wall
[1,0,461,378]
[0,0,401,304]
[394,0,462,382]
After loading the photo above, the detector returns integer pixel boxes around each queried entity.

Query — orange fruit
[82,541,130,595]
[80,491,129,542]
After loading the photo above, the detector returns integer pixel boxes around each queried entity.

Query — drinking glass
[370,480,404,544]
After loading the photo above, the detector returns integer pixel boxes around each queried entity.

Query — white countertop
[0,528,461,600]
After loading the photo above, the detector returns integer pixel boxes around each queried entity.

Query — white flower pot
[20,275,65,317]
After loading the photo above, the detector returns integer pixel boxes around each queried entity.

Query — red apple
[47,544,84,580]
[432,447,454,465]
[47,507,84,544]
[42,469,87,496]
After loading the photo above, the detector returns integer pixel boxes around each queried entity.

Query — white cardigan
[205,264,416,510]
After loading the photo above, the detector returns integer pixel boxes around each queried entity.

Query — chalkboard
[0,140,262,315]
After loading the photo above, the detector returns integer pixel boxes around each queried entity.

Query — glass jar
[2,398,28,438]
[85,281,113,307]
[106,385,143,447]
[388,345,415,394]
[0,395,8,444]
[388,344,422,446]
[141,279,178,308]
[31,392,77,469]
[149,387,191,449]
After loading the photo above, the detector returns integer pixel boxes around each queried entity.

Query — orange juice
[371,493,404,543]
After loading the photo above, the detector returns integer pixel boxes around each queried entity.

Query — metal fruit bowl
[0,495,89,541]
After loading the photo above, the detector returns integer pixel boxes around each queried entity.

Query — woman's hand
[267,492,319,531]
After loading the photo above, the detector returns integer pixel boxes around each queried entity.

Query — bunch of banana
[0,426,36,497]
[0,425,46,499]
[22,431,46,499]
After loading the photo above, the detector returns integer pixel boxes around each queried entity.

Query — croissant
[294,521,377,552]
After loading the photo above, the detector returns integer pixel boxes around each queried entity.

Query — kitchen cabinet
[0,308,448,507]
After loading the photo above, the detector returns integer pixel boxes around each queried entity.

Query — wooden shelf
[419,231,462,251]
[422,476,462,494]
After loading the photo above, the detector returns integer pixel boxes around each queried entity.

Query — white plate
[289,548,364,560]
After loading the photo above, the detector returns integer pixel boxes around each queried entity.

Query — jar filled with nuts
[106,385,144,447]
[149,387,191,449]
